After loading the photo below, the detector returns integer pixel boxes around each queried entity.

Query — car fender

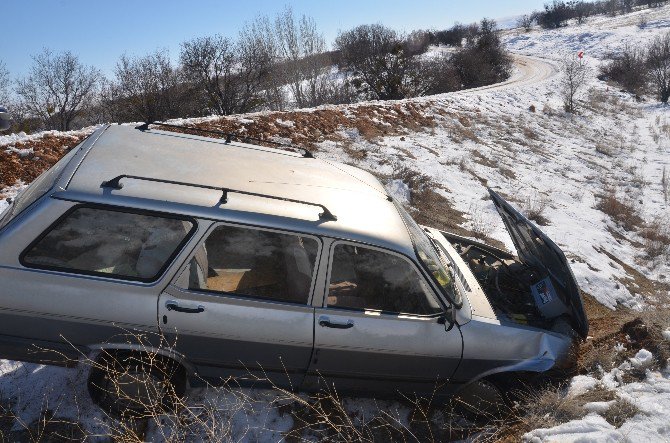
[87,343,197,376]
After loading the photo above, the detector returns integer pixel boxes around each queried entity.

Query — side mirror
[438,307,458,331]
[0,107,11,132]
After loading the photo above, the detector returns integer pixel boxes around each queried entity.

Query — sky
[1,0,549,79]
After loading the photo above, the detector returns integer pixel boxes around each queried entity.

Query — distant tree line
[0,10,507,132]
[516,0,669,31]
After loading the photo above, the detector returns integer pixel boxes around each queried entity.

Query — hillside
[1,6,669,441]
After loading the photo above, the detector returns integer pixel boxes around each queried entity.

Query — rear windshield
[0,147,80,230]
[22,206,195,282]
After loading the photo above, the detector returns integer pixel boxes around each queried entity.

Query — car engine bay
[443,234,571,332]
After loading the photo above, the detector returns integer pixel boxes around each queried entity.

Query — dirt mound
[166,102,439,151]
[0,133,90,193]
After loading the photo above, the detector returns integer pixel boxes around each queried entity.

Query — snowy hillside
[1,5,669,441]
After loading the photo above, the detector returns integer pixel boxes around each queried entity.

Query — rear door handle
[318,315,354,329]
[165,300,205,314]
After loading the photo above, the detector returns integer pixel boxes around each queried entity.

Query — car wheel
[454,378,509,420]
[87,350,186,418]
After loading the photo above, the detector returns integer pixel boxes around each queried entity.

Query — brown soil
[0,133,90,193]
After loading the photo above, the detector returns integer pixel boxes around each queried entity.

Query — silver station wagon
[0,124,588,415]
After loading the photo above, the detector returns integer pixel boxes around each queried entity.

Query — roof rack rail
[100,174,337,221]
[136,121,315,158]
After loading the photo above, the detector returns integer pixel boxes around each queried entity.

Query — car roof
[59,124,415,256]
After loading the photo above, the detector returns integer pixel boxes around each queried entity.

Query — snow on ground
[0,5,669,440]
[526,365,670,442]
[0,126,98,149]
[0,182,25,214]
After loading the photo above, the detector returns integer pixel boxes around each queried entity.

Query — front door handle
[318,315,354,329]
[165,300,205,314]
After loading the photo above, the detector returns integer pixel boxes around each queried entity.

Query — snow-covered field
[1,6,669,441]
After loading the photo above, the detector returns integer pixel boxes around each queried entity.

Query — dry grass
[596,189,643,231]
[640,218,670,260]
[662,166,668,204]
[518,192,550,226]
[602,397,640,428]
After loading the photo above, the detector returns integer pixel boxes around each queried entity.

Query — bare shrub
[469,204,495,240]
[596,142,616,156]
[602,397,640,428]
[515,384,587,430]
[640,218,670,259]
[646,32,670,104]
[519,192,550,225]
[15,49,101,131]
[517,14,535,32]
[560,53,589,113]
[106,50,182,123]
[596,189,642,231]
[600,45,648,94]
[579,343,617,373]
[450,19,513,89]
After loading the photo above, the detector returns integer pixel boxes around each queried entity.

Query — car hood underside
[488,188,589,339]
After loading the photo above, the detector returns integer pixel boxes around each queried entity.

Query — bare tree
[240,15,285,111]
[335,24,410,100]
[647,32,670,104]
[517,14,535,32]
[181,35,246,115]
[620,0,635,12]
[560,53,589,113]
[274,7,336,108]
[0,61,9,105]
[110,50,180,122]
[451,19,513,88]
[15,49,100,131]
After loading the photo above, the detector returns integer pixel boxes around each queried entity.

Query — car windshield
[395,203,461,307]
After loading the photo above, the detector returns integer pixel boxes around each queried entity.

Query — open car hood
[489,188,588,339]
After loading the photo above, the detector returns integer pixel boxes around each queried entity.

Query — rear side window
[327,244,443,316]
[22,207,195,281]
[185,224,319,304]
[0,147,80,230]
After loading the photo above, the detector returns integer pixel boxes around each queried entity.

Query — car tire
[87,350,187,418]
[454,378,509,420]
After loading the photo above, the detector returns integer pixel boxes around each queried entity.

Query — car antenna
[136,121,315,158]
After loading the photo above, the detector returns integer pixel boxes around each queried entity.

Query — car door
[0,200,196,364]
[305,241,463,398]
[158,222,320,388]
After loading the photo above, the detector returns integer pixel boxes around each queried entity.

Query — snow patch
[275,119,294,128]
[4,146,34,157]
[386,180,411,205]
[568,375,599,397]
[630,349,654,369]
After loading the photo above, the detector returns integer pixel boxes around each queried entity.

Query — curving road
[449,54,559,96]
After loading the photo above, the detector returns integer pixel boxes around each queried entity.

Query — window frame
[175,221,323,307]
[324,240,447,318]
[19,203,198,283]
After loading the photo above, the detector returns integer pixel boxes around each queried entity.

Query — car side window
[327,244,443,316]
[185,224,319,305]
[22,206,194,281]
